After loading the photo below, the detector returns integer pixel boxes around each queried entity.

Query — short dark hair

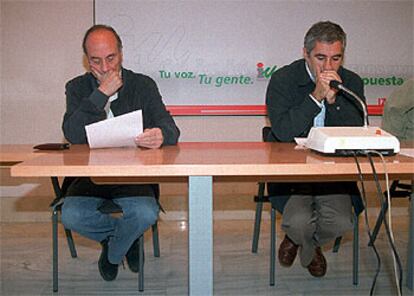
[82,24,123,55]
[304,21,346,54]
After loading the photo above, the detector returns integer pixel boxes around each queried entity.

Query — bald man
[61,25,180,281]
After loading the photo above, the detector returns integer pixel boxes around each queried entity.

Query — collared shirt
[105,93,118,118]
[101,70,122,119]
[305,62,325,127]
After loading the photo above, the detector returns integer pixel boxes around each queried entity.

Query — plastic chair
[251,127,361,286]
[50,177,160,292]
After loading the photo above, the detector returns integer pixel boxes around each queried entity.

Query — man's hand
[312,67,341,105]
[135,128,164,149]
[91,67,123,97]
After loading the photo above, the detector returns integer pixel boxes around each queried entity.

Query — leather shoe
[98,238,118,281]
[278,235,298,267]
[307,247,327,277]
[125,237,142,273]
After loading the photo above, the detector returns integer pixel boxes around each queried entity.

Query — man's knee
[124,198,159,225]
[61,205,82,230]
[61,197,97,230]
[334,214,354,233]
[137,205,158,226]
[319,213,353,237]
[283,213,314,237]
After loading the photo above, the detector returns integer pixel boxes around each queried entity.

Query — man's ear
[82,54,90,72]
[119,51,124,65]
[302,47,309,59]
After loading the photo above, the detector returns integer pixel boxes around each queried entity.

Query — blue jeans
[61,196,159,264]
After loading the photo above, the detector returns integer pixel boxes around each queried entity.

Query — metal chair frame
[368,180,411,246]
[251,127,360,286]
[50,177,160,292]
[252,182,359,286]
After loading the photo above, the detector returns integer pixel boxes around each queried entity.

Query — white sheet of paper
[85,110,143,149]
[399,148,414,158]
[294,137,308,146]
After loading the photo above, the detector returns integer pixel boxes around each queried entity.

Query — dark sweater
[265,59,365,213]
[266,59,365,142]
[62,68,180,198]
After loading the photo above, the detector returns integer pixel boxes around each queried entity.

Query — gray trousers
[281,194,353,267]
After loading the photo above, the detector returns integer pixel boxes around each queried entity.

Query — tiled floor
[1,210,412,296]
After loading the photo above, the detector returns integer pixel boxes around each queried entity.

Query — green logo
[257,62,277,79]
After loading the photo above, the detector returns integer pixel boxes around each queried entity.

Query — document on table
[294,137,308,149]
[400,148,414,158]
[85,110,143,149]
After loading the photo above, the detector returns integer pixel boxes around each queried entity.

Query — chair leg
[64,228,77,258]
[252,182,266,253]
[52,209,59,292]
[368,200,389,246]
[252,201,264,253]
[332,236,342,253]
[270,207,276,286]
[152,222,160,258]
[138,235,145,292]
[353,213,359,286]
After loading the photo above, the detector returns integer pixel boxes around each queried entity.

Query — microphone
[329,80,342,90]
[329,80,368,128]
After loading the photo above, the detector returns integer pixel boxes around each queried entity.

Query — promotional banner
[96,0,413,115]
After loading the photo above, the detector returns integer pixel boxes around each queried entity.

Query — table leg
[188,176,213,296]
[407,180,413,290]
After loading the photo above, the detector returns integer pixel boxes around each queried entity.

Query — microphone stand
[329,81,368,128]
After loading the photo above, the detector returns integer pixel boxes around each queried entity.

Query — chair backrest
[49,177,76,207]
[261,126,289,213]
[386,180,411,199]
[263,126,282,143]
[60,177,76,197]
[262,126,272,142]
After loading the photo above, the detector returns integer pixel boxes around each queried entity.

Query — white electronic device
[304,126,400,156]
[303,80,400,156]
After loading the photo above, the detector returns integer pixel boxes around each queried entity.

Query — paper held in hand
[85,110,143,149]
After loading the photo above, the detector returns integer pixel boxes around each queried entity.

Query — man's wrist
[309,93,324,107]
[90,88,110,110]
[98,86,110,97]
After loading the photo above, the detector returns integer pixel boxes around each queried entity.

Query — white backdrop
[96,0,413,113]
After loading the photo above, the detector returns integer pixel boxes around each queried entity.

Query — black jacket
[266,59,365,142]
[265,59,365,213]
[62,68,180,199]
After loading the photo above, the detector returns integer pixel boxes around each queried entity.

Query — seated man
[61,24,180,281]
[265,21,364,277]
[382,78,414,142]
